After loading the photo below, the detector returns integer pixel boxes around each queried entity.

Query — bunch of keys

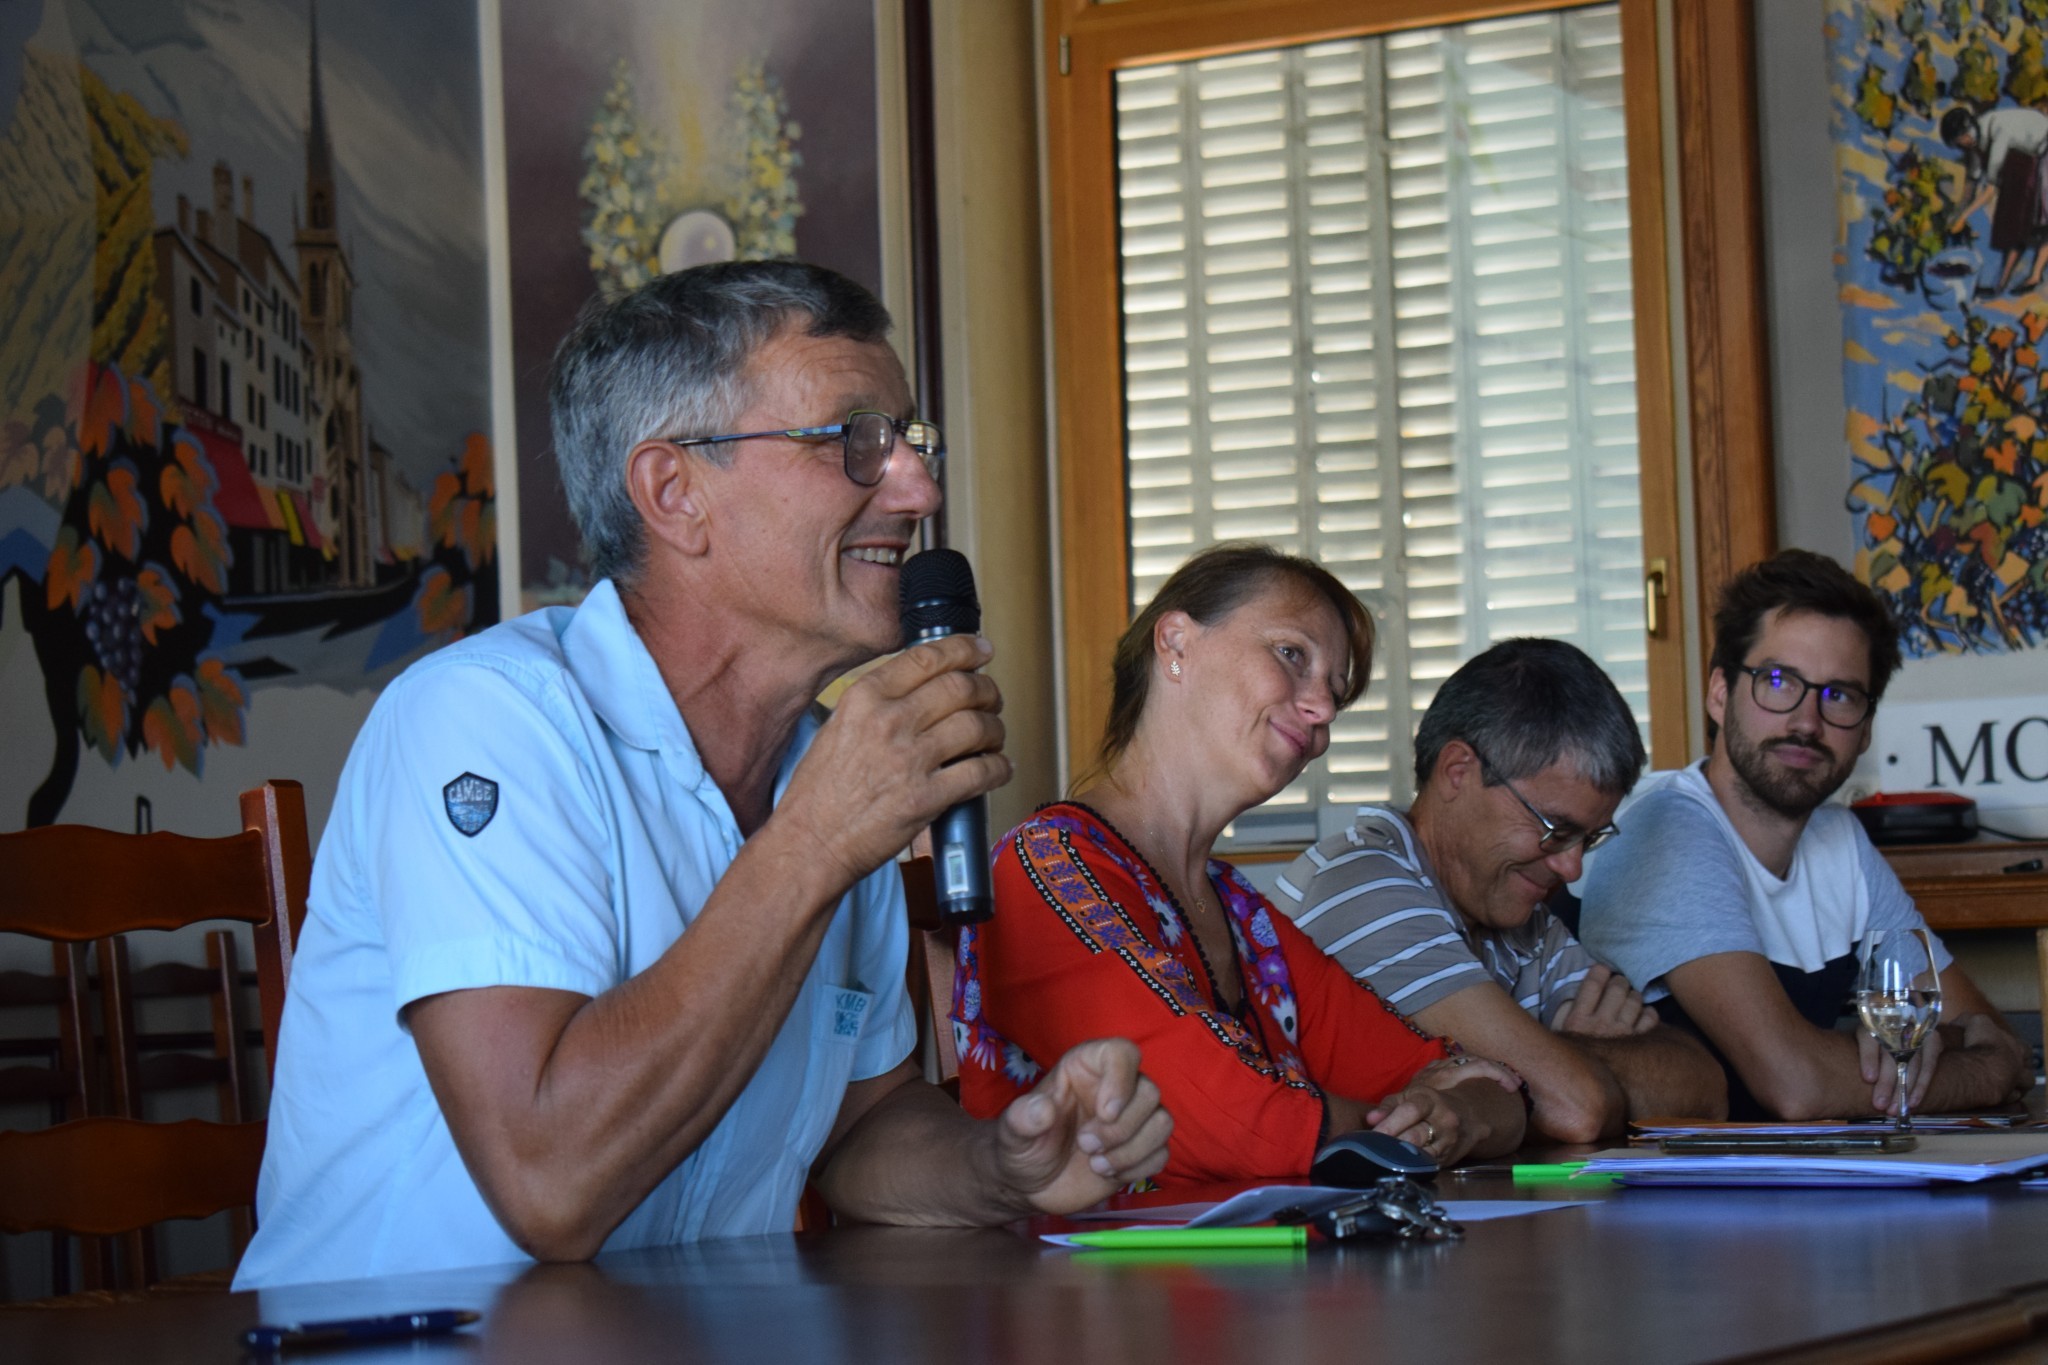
[1306,1176,1465,1244]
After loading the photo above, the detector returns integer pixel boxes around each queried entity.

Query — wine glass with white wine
[1855,928,1942,1132]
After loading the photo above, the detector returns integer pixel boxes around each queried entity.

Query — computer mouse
[1310,1129,1439,1186]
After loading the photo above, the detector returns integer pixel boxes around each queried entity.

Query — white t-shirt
[235,580,916,1289]
[1574,761,1949,997]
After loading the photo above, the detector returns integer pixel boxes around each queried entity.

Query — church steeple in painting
[294,0,370,587]
[305,0,334,229]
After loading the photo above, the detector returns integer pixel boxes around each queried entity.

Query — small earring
[1169,660,1182,678]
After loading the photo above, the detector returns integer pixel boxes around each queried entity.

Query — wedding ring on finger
[1421,1121,1437,1149]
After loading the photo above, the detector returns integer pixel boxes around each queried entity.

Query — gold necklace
[1090,785,1217,923]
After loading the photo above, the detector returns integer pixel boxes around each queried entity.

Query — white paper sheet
[1185,1186,1360,1227]
[1583,1133,2048,1187]
[1438,1200,1586,1221]
[1630,1118,2026,1136]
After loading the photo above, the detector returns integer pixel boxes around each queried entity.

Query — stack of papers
[1630,1116,2032,1139]
[1583,1133,2048,1187]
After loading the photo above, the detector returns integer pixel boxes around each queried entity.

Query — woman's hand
[1359,1054,1527,1164]
[1362,1083,1475,1163]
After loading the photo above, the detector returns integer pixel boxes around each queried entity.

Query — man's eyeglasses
[1735,665,1872,728]
[664,410,943,488]
[1470,747,1618,857]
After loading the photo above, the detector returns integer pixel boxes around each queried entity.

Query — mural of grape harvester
[1833,0,2048,654]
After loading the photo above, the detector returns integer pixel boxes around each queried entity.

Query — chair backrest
[0,943,96,1121]
[899,855,960,1092]
[99,926,260,1271]
[110,929,253,1126]
[0,780,310,1291]
[0,943,99,1296]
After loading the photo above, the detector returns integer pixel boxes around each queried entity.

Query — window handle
[1644,558,1670,639]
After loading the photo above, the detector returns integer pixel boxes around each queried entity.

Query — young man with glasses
[237,262,1170,1289]
[1577,550,2028,1121]
[1274,639,1727,1142]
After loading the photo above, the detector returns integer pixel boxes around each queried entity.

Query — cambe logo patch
[443,773,499,837]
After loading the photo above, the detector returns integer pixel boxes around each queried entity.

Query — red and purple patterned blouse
[955,802,1455,1184]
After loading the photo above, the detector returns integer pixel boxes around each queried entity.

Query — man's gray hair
[547,260,894,585]
[1413,637,1646,797]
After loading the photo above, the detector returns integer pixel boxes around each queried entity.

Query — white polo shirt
[235,580,915,1289]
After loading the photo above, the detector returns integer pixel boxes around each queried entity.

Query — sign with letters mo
[1872,696,2048,820]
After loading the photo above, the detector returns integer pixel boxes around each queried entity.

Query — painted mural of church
[0,0,495,827]
[149,10,419,602]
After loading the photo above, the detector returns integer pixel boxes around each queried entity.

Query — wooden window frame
[1043,0,1774,793]
[1668,0,1777,654]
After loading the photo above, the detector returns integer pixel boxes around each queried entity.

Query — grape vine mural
[1831,0,2048,654]
[25,366,246,824]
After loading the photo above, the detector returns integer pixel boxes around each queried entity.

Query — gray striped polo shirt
[1273,807,1593,1023]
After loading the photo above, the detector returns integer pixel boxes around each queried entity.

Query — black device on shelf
[1850,791,1979,846]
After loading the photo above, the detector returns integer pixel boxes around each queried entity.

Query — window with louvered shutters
[1112,5,1647,847]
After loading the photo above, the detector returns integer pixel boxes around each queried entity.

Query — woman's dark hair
[1705,549,1903,743]
[1085,542,1375,783]
[1939,106,1979,147]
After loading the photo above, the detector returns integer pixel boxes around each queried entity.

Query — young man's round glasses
[664,410,944,488]
[1734,665,1872,728]
[1469,747,1619,857]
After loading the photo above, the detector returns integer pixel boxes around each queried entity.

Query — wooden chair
[111,931,255,1125]
[900,854,961,1092]
[0,942,98,1293]
[97,927,261,1271]
[0,781,311,1292]
[0,948,96,1117]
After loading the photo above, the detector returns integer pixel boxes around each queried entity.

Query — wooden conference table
[10,1163,2048,1365]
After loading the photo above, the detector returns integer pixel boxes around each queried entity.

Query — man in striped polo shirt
[1274,639,1726,1142]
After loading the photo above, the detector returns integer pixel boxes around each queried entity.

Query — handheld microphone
[899,548,995,926]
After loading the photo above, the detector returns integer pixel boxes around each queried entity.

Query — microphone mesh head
[899,548,981,640]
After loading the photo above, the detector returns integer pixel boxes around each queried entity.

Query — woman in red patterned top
[955,544,1525,1183]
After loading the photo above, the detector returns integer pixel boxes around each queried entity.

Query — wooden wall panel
[1618,0,1688,766]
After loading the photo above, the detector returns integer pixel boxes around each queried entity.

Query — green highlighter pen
[1511,1161,1619,1185]
[1065,1226,1309,1250]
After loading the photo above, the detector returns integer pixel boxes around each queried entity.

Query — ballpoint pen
[241,1308,481,1353]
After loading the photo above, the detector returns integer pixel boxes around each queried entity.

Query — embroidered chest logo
[442,773,499,837]
[831,990,871,1040]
